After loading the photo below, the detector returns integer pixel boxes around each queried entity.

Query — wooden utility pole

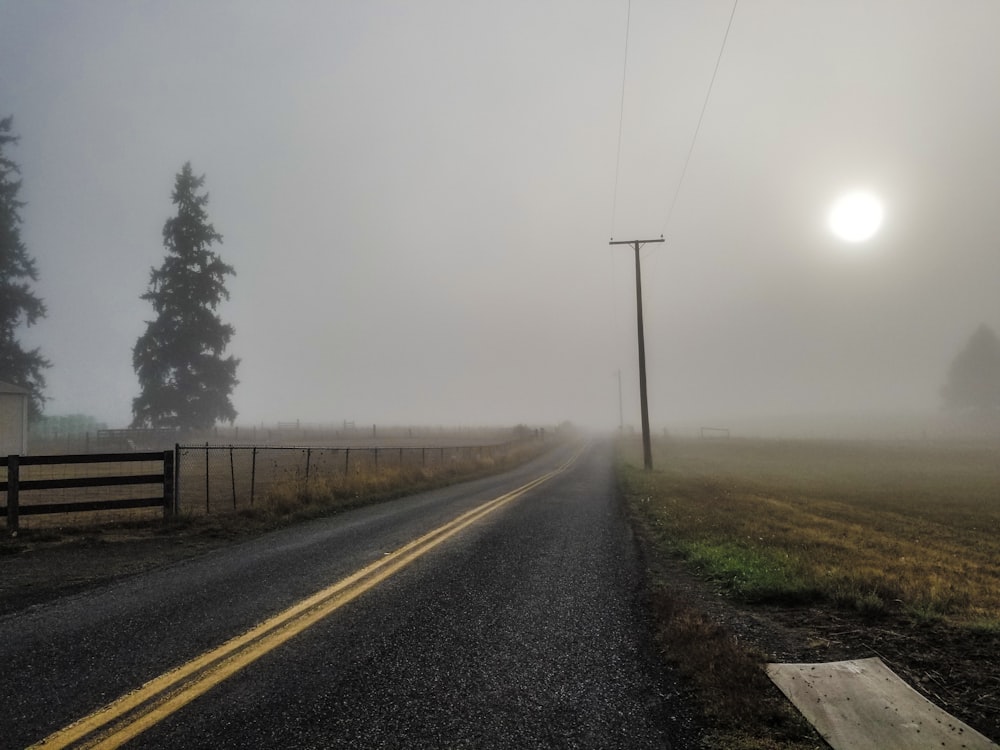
[610,237,664,470]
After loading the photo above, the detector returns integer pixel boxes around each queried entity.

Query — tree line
[1,115,237,431]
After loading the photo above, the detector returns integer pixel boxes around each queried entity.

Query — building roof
[0,381,30,395]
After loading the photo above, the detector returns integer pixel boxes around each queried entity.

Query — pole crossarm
[609,238,665,247]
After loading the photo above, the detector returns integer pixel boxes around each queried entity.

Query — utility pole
[610,237,664,470]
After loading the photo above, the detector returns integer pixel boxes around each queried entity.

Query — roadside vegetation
[619,435,1000,748]
[243,439,550,529]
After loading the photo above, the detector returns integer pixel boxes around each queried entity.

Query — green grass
[684,540,820,604]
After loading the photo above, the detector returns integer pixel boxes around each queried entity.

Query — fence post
[373,447,378,472]
[7,455,18,534]
[305,448,312,482]
[230,446,237,509]
[162,450,175,519]
[250,446,257,507]
[344,448,350,474]
[174,444,181,516]
[399,447,403,467]
[205,442,210,515]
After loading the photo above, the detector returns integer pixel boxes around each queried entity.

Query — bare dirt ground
[3,519,998,747]
[636,535,1000,747]
[0,523,245,616]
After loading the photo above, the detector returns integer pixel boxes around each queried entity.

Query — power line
[609,0,632,240]
[660,0,739,237]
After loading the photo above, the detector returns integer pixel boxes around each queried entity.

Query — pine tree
[0,115,50,419]
[132,163,238,430]
[941,323,1000,413]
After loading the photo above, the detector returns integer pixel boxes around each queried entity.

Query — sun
[827,190,884,243]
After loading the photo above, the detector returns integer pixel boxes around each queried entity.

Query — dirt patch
[769,606,1000,741]
[635,533,1000,748]
[0,523,247,616]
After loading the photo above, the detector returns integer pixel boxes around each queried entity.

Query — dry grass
[254,447,537,523]
[621,436,1000,625]
[647,590,819,750]
[175,442,527,516]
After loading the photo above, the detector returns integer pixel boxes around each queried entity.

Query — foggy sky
[3,1,1000,432]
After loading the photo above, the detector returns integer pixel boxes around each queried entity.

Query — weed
[967,618,1000,634]
[684,540,821,605]
[646,582,820,749]
[853,591,887,618]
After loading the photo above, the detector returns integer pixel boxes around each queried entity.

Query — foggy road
[0,441,696,749]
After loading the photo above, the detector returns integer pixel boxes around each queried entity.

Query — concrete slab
[766,657,997,750]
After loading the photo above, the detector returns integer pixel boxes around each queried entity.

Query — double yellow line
[32,447,583,749]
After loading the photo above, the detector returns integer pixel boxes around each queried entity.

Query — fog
[3,2,1000,435]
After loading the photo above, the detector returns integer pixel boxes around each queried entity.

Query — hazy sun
[828,191,884,243]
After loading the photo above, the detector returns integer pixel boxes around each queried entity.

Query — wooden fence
[0,451,175,533]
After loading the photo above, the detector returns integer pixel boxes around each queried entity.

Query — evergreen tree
[132,162,238,430]
[0,115,50,419]
[941,323,1000,413]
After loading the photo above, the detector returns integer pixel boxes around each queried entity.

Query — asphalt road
[0,441,698,749]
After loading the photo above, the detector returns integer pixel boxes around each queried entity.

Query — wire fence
[174,441,522,516]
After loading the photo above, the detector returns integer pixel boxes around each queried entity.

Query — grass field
[619,435,1000,748]
[620,436,1000,627]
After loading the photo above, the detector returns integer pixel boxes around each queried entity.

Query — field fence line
[5,429,545,527]
[175,440,523,516]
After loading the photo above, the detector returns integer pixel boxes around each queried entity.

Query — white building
[0,381,29,455]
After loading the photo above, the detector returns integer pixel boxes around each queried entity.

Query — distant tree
[0,115,50,419]
[132,162,238,430]
[941,323,1000,413]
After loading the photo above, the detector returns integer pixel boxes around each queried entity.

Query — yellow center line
[32,445,584,749]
